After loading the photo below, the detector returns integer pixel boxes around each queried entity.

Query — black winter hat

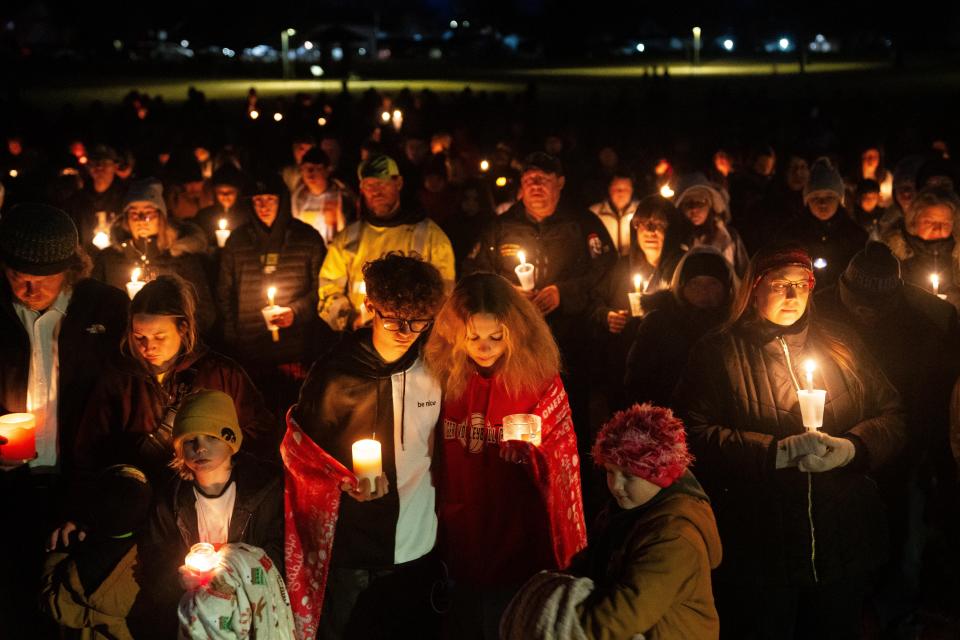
[86,465,153,538]
[521,151,564,177]
[678,248,732,290]
[251,172,287,197]
[211,163,247,192]
[300,147,331,167]
[0,203,81,275]
[841,241,902,297]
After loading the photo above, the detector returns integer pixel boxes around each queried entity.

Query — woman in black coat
[673,244,906,639]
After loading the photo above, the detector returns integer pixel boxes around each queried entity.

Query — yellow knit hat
[173,389,243,454]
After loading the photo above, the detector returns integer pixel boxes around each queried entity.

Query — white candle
[804,359,815,392]
[215,218,230,248]
[633,274,643,293]
[797,359,825,431]
[263,286,280,342]
[931,273,946,299]
[267,286,277,308]
[660,184,674,199]
[514,250,535,291]
[125,267,145,300]
[352,439,382,486]
[391,109,403,131]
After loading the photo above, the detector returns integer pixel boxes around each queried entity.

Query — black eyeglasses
[129,210,159,222]
[375,309,433,333]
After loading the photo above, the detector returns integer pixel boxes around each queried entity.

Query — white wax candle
[215,218,230,248]
[803,359,816,392]
[797,389,826,431]
[126,268,145,300]
[514,250,535,291]
[352,439,382,485]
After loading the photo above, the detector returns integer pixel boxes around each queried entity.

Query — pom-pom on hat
[173,389,242,454]
[592,403,693,488]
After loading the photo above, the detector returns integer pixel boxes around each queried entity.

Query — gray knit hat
[803,157,845,204]
[123,178,167,218]
[0,203,81,275]
[841,241,902,297]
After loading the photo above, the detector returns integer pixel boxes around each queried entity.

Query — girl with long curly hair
[424,272,586,639]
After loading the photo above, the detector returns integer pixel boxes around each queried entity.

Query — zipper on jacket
[776,336,820,584]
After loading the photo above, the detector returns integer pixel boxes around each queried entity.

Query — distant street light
[281,28,296,80]
[692,26,702,66]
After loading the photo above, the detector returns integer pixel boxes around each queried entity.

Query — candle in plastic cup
[502,414,542,446]
[628,292,643,317]
[184,542,219,578]
[215,219,230,248]
[797,389,826,431]
[125,268,145,300]
[0,413,37,463]
[352,439,382,486]
[514,251,535,291]
[261,306,282,342]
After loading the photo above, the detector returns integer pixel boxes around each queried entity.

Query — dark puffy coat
[65,180,126,254]
[92,219,216,333]
[135,454,284,639]
[217,210,325,366]
[74,345,279,482]
[885,229,960,311]
[673,315,906,586]
[773,209,868,288]
[0,277,128,474]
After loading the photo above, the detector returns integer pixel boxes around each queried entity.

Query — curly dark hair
[362,252,446,318]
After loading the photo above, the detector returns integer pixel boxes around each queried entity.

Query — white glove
[797,434,855,472]
[775,431,828,469]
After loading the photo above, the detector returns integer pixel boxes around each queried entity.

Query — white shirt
[15,289,71,469]
[392,356,441,564]
[194,481,237,545]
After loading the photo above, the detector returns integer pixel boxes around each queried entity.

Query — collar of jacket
[360,205,426,228]
[903,232,956,260]
[172,452,281,548]
[739,310,810,348]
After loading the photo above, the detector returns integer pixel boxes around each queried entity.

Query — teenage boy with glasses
[287,252,447,640]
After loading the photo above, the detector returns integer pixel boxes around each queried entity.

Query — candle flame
[381,111,391,122]
[249,109,259,120]
[517,250,526,265]
[659,184,675,198]
[633,274,642,292]
[931,273,940,291]
[218,218,227,231]
[392,109,402,119]
[267,286,277,306]
[495,176,507,188]
[480,159,490,172]
[804,359,816,376]
[131,267,141,283]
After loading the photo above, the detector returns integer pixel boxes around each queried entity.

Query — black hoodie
[293,328,430,568]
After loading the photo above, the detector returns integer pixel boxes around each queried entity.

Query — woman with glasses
[884,187,960,310]
[675,173,749,278]
[673,245,905,639]
[424,273,586,640]
[92,178,217,333]
[74,274,278,484]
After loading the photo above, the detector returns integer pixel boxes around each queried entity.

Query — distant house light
[636,43,645,53]
[723,39,734,51]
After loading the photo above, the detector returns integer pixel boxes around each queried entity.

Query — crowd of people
[1,82,960,639]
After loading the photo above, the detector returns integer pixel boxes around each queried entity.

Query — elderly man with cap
[0,203,128,637]
[291,147,357,246]
[773,157,868,288]
[816,242,960,636]
[317,154,455,332]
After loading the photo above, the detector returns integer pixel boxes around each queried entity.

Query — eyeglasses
[129,210,159,222]
[634,219,668,233]
[375,309,433,333]
[767,278,812,295]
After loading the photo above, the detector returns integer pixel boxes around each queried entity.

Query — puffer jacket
[673,313,905,586]
[574,471,722,640]
[218,208,325,366]
[885,226,960,310]
[74,345,279,482]
[92,219,216,332]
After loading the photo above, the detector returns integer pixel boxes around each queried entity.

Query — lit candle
[380,111,391,123]
[502,414,543,447]
[931,273,946,299]
[797,359,825,431]
[391,109,403,131]
[249,109,259,120]
[92,211,111,250]
[125,267,145,300]
[813,258,827,270]
[628,274,644,317]
[515,250,535,291]
[659,184,675,199]
[352,439,382,487]
[0,413,37,463]
[633,274,643,293]
[215,218,231,248]
[262,286,281,342]
[495,176,507,188]
[184,542,219,585]
[480,159,490,172]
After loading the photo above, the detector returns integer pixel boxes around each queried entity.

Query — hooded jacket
[885,226,960,310]
[292,329,441,568]
[92,218,216,332]
[218,204,325,366]
[0,277,128,474]
[673,313,906,586]
[589,198,640,256]
[574,471,722,640]
[74,345,278,483]
[317,207,455,323]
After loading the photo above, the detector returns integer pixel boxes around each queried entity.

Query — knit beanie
[86,465,153,538]
[841,241,902,298]
[358,154,401,181]
[677,247,732,290]
[675,173,729,217]
[0,203,81,275]
[173,389,242,454]
[752,244,814,281]
[592,403,693,488]
[803,157,845,204]
[123,178,168,218]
